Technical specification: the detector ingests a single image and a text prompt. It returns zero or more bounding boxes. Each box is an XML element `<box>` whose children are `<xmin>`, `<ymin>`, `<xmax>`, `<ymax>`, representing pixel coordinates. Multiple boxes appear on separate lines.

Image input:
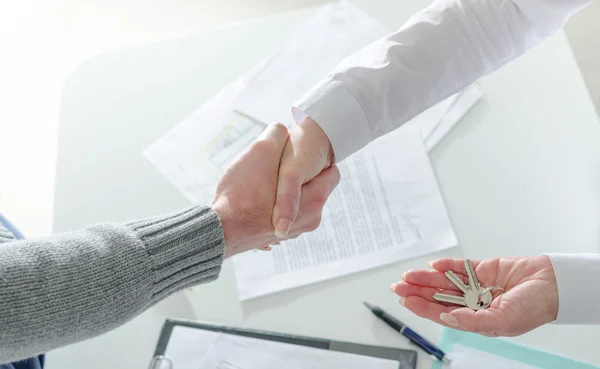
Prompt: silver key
<box><xmin>464</xmin><ymin>259</ymin><xmax>491</xmax><ymax>310</ymax></box>
<box><xmin>434</xmin><ymin>290</ymin><xmax>492</xmax><ymax>311</ymax></box>
<box><xmin>432</xmin><ymin>270</ymin><xmax>470</xmax><ymax>306</ymax></box>
<box><xmin>464</xmin><ymin>259</ymin><xmax>480</xmax><ymax>292</ymax></box>
<box><xmin>444</xmin><ymin>270</ymin><xmax>468</xmax><ymax>293</ymax></box>
<box><xmin>432</xmin><ymin>293</ymin><xmax>466</xmax><ymax>306</ymax></box>
<box><xmin>433</xmin><ymin>258</ymin><xmax>498</xmax><ymax>311</ymax></box>
<box><xmin>465</xmin><ymin>290</ymin><xmax>489</xmax><ymax>310</ymax></box>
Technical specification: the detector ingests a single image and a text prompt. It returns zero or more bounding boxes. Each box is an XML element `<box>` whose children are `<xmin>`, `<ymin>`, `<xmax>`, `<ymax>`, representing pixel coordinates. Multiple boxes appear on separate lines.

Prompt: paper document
<box><xmin>414</xmin><ymin>95</ymin><xmax>458</xmax><ymax>142</ymax></box>
<box><xmin>444</xmin><ymin>345</ymin><xmax>541</xmax><ymax>369</ymax></box>
<box><xmin>232</xmin><ymin>125</ymin><xmax>457</xmax><ymax>300</ymax></box>
<box><xmin>233</xmin><ymin>2</ymin><xmax>389</xmax><ymax>126</ymax></box>
<box><xmin>144</xmin><ymin>80</ymin><xmax>479</xmax><ymax>207</ymax></box>
<box><xmin>421</xmin><ymin>84</ymin><xmax>482</xmax><ymax>151</ymax></box>
<box><xmin>143</xmin><ymin>80</ymin><xmax>477</xmax><ymax>207</ymax></box>
<box><xmin>144</xmin><ymin>81</ymin><xmax>265</xmax><ymax>205</ymax></box>
<box><xmin>165</xmin><ymin>326</ymin><xmax>399</xmax><ymax>369</ymax></box>
<box><xmin>164</xmin><ymin>327</ymin><xmax>220</xmax><ymax>369</ymax></box>
<box><xmin>198</xmin><ymin>335</ymin><xmax>300</xmax><ymax>369</ymax></box>
<box><xmin>232</xmin><ymin>0</ymin><xmax>480</xmax><ymax>145</ymax></box>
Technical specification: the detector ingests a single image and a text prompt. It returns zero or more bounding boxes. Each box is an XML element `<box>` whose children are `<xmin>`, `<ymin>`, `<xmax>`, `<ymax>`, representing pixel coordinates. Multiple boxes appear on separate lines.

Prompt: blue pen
<box><xmin>363</xmin><ymin>301</ymin><xmax>451</xmax><ymax>364</ymax></box>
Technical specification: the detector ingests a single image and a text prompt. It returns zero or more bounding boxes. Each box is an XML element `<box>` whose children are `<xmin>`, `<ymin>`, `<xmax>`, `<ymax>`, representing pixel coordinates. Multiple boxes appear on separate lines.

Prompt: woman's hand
<box><xmin>271</xmin><ymin>117</ymin><xmax>334</xmax><ymax>238</ymax></box>
<box><xmin>391</xmin><ymin>256</ymin><xmax>559</xmax><ymax>336</ymax></box>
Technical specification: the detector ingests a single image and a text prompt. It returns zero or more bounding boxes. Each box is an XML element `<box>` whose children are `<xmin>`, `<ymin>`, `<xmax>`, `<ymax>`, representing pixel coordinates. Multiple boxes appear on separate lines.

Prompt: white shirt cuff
<box><xmin>292</xmin><ymin>77</ymin><xmax>371</xmax><ymax>162</ymax></box>
<box><xmin>545</xmin><ymin>253</ymin><xmax>600</xmax><ymax>324</ymax></box>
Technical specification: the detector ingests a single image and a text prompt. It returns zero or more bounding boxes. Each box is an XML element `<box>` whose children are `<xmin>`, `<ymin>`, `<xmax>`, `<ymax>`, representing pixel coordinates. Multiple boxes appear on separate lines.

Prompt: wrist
<box><xmin>300</xmin><ymin>117</ymin><xmax>334</xmax><ymax>164</ymax></box>
<box><xmin>212</xmin><ymin>198</ymin><xmax>275</xmax><ymax>258</ymax></box>
<box><xmin>538</xmin><ymin>255</ymin><xmax>559</xmax><ymax>323</ymax></box>
<box><xmin>212</xmin><ymin>199</ymin><xmax>240</xmax><ymax>258</ymax></box>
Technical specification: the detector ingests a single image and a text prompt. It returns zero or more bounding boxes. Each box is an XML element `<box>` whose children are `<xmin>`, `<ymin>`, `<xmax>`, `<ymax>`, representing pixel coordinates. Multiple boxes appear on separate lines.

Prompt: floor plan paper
<box><xmin>144</xmin><ymin>81</ymin><xmax>265</xmax><ymax>205</ymax></box>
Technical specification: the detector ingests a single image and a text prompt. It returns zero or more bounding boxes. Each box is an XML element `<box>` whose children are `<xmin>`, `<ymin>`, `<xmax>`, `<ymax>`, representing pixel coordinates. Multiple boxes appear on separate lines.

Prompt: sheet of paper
<box><xmin>144</xmin><ymin>81</ymin><xmax>266</xmax><ymax>205</ymax></box>
<box><xmin>165</xmin><ymin>326</ymin><xmax>399</xmax><ymax>369</ymax></box>
<box><xmin>164</xmin><ymin>326</ymin><xmax>222</xmax><ymax>369</ymax></box>
<box><xmin>231</xmin><ymin>0</ymin><xmax>479</xmax><ymax>142</ymax></box>
<box><xmin>144</xmin><ymin>80</ymin><xmax>478</xmax><ymax>207</ymax></box>
<box><xmin>408</xmin><ymin>95</ymin><xmax>457</xmax><ymax>143</ymax></box>
<box><xmin>197</xmin><ymin>334</ymin><xmax>301</xmax><ymax>369</ymax></box>
<box><xmin>143</xmin><ymin>52</ymin><xmax>277</xmax><ymax>204</ymax></box>
<box><xmin>232</xmin><ymin>124</ymin><xmax>457</xmax><ymax>300</ymax></box>
<box><xmin>444</xmin><ymin>344</ymin><xmax>541</xmax><ymax>369</ymax></box>
<box><xmin>422</xmin><ymin>84</ymin><xmax>483</xmax><ymax>151</ymax></box>
<box><xmin>233</xmin><ymin>2</ymin><xmax>389</xmax><ymax>126</ymax></box>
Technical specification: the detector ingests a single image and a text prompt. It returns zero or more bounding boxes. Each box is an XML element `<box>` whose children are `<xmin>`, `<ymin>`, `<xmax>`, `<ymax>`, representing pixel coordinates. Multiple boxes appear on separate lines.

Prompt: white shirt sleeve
<box><xmin>292</xmin><ymin>0</ymin><xmax>591</xmax><ymax>161</ymax></box>
<box><xmin>546</xmin><ymin>253</ymin><xmax>600</xmax><ymax>324</ymax></box>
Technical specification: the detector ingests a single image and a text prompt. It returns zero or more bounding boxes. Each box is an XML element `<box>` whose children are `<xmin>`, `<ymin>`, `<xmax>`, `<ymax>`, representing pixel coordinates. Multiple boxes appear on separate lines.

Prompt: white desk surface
<box><xmin>50</xmin><ymin>1</ymin><xmax>600</xmax><ymax>369</ymax></box>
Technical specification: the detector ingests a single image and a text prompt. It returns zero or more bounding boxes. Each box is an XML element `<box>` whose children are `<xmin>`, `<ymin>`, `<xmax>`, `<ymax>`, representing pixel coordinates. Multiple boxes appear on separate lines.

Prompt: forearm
<box><xmin>294</xmin><ymin>0</ymin><xmax>590</xmax><ymax>161</ymax></box>
<box><xmin>0</xmin><ymin>206</ymin><xmax>224</xmax><ymax>363</ymax></box>
<box><xmin>546</xmin><ymin>253</ymin><xmax>600</xmax><ymax>324</ymax></box>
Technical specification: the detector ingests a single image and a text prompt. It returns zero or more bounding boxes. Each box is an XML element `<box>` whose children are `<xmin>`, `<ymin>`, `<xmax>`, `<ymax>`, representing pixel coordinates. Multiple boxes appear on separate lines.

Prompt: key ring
<box><xmin>479</xmin><ymin>286</ymin><xmax>504</xmax><ymax>296</ymax></box>
<box><xmin>476</xmin><ymin>286</ymin><xmax>505</xmax><ymax>307</ymax></box>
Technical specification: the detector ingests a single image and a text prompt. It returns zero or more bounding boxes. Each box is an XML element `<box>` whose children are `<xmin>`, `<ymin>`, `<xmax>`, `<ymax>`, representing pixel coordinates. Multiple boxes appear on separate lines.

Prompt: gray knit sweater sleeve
<box><xmin>0</xmin><ymin>206</ymin><xmax>225</xmax><ymax>364</ymax></box>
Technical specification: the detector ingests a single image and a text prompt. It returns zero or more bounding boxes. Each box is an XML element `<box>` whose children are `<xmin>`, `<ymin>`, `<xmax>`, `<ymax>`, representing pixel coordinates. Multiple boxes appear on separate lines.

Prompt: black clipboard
<box><xmin>153</xmin><ymin>318</ymin><xmax>417</xmax><ymax>369</ymax></box>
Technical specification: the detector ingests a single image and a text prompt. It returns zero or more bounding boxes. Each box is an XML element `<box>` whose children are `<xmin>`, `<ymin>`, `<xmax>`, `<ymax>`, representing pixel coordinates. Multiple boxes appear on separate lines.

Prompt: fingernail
<box><xmin>273</xmin><ymin>242</ymin><xmax>281</xmax><ymax>246</ymax></box>
<box><xmin>390</xmin><ymin>283</ymin><xmax>397</xmax><ymax>292</ymax></box>
<box><xmin>401</xmin><ymin>272</ymin><xmax>407</xmax><ymax>281</ymax></box>
<box><xmin>427</xmin><ymin>261</ymin><xmax>434</xmax><ymax>269</ymax></box>
<box><xmin>275</xmin><ymin>219</ymin><xmax>292</xmax><ymax>238</ymax></box>
<box><xmin>399</xmin><ymin>297</ymin><xmax>406</xmax><ymax>306</ymax></box>
<box><xmin>440</xmin><ymin>313</ymin><xmax>459</xmax><ymax>327</ymax></box>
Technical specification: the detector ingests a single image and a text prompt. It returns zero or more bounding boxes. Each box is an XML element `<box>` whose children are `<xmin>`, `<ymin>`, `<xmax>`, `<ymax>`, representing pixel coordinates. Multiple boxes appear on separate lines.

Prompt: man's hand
<box><xmin>391</xmin><ymin>256</ymin><xmax>559</xmax><ymax>336</ymax></box>
<box><xmin>212</xmin><ymin>123</ymin><xmax>340</xmax><ymax>258</ymax></box>
<box><xmin>272</xmin><ymin>117</ymin><xmax>334</xmax><ymax>238</ymax></box>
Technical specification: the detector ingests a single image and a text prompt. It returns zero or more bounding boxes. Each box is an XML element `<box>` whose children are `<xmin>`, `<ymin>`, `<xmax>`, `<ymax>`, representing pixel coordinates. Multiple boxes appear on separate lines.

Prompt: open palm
<box><xmin>391</xmin><ymin>256</ymin><xmax>558</xmax><ymax>336</ymax></box>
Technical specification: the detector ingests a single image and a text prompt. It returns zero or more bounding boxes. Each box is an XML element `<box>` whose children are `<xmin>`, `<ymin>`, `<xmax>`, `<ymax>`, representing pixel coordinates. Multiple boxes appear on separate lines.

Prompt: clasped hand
<box><xmin>212</xmin><ymin>122</ymin><xmax>339</xmax><ymax>258</ymax></box>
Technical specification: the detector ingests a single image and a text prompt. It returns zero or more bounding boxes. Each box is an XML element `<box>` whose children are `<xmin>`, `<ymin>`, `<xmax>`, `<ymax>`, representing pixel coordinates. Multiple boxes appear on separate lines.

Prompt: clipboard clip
<box><xmin>148</xmin><ymin>355</ymin><xmax>173</xmax><ymax>369</ymax></box>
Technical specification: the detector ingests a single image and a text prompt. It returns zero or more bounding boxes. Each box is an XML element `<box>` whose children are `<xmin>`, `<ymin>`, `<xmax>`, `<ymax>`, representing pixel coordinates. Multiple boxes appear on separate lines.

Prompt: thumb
<box><xmin>440</xmin><ymin>308</ymin><xmax>502</xmax><ymax>335</ymax></box>
<box><xmin>272</xmin><ymin>118</ymin><xmax>333</xmax><ymax>238</ymax></box>
<box><xmin>273</xmin><ymin>166</ymin><xmax>303</xmax><ymax>238</ymax></box>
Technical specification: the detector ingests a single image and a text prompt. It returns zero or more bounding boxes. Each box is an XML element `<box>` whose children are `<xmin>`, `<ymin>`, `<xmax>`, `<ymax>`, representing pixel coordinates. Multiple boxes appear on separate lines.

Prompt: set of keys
<box><xmin>433</xmin><ymin>259</ymin><xmax>502</xmax><ymax>311</ymax></box>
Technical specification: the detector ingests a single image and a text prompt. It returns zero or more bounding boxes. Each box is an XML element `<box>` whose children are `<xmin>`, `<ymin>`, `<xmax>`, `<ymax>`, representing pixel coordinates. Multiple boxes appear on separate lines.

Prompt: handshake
<box><xmin>212</xmin><ymin>119</ymin><xmax>337</xmax><ymax>258</ymax></box>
